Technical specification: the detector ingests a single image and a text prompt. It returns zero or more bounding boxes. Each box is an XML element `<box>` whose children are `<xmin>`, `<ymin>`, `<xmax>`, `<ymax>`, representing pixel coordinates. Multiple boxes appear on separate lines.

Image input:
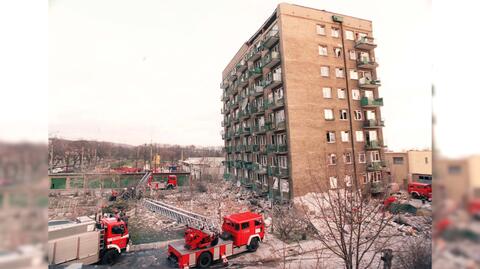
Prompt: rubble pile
<box><xmin>48</xmin><ymin>192</ymin><xmax>108</xmax><ymax>220</ymax></box>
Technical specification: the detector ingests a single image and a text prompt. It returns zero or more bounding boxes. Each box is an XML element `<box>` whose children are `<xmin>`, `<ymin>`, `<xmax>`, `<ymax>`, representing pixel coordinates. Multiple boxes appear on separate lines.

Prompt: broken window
<box><xmin>316</xmin><ymin>24</ymin><xmax>326</xmax><ymax>35</ymax></box>
<box><xmin>343</xmin><ymin>152</ymin><xmax>352</xmax><ymax>163</ymax></box>
<box><xmin>324</xmin><ymin>109</ymin><xmax>334</xmax><ymax>120</ymax></box>
<box><xmin>335</xmin><ymin>68</ymin><xmax>344</xmax><ymax>78</ymax></box>
<box><xmin>337</xmin><ymin>89</ymin><xmax>346</xmax><ymax>99</ymax></box>
<box><xmin>331</xmin><ymin>27</ymin><xmax>340</xmax><ymax>38</ymax></box>
<box><xmin>323</xmin><ymin>87</ymin><xmax>332</xmax><ymax>98</ymax></box>
<box><xmin>355</xmin><ymin>131</ymin><xmax>364</xmax><ymax>142</ymax></box>
<box><xmin>341</xmin><ymin>131</ymin><xmax>349</xmax><ymax>142</ymax></box>
<box><xmin>345</xmin><ymin>30</ymin><xmax>354</xmax><ymax>40</ymax></box>
<box><xmin>318</xmin><ymin>45</ymin><xmax>328</xmax><ymax>56</ymax></box>
<box><xmin>328</xmin><ymin>154</ymin><xmax>337</xmax><ymax>165</ymax></box>
<box><xmin>352</xmin><ymin>89</ymin><xmax>360</xmax><ymax>100</ymax></box>
<box><xmin>354</xmin><ymin>110</ymin><xmax>363</xmax><ymax>120</ymax></box>
<box><xmin>329</xmin><ymin>177</ymin><xmax>338</xmax><ymax>189</ymax></box>
<box><xmin>349</xmin><ymin>69</ymin><xmax>358</xmax><ymax>80</ymax></box>
<box><xmin>340</xmin><ymin>109</ymin><xmax>348</xmax><ymax>120</ymax></box>
<box><xmin>359</xmin><ymin>152</ymin><xmax>366</xmax><ymax>163</ymax></box>
<box><xmin>320</xmin><ymin>66</ymin><xmax>330</xmax><ymax>77</ymax></box>
<box><xmin>326</xmin><ymin>131</ymin><xmax>336</xmax><ymax>143</ymax></box>
<box><xmin>334</xmin><ymin>47</ymin><xmax>342</xmax><ymax>58</ymax></box>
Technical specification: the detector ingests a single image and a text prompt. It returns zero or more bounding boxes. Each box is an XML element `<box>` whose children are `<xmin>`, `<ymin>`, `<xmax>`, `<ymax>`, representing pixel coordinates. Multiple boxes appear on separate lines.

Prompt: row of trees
<box><xmin>48</xmin><ymin>138</ymin><xmax>222</xmax><ymax>172</ymax></box>
<box><xmin>0</xmin><ymin>142</ymin><xmax>47</xmax><ymax>184</ymax></box>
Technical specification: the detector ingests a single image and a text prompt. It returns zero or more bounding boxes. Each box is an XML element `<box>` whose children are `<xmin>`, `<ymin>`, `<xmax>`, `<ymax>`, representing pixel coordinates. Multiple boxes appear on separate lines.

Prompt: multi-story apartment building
<box><xmin>220</xmin><ymin>3</ymin><xmax>385</xmax><ymax>200</ymax></box>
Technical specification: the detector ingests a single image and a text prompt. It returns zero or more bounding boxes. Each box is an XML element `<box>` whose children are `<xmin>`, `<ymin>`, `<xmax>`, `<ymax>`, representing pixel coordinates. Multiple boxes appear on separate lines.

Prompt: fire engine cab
<box><xmin>167</xmin><ymin>212</ymin><xmax>265</xmax><ymax>268</ymax></box>
<box><xmin>148</xmin><ymin>174</ymin><xmax>178</xmax><ymax>190</ymax></box>
<box><xmin>408</xmin><ymin>182</ymin><xmax>432</xmax><ymax>200</ymax></box>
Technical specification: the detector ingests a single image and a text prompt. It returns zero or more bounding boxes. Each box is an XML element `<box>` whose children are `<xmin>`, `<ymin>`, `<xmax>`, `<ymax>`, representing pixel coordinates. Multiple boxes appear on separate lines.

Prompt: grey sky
<box><xmin>48</xmin><ymin>0</ymin><xmax>432</xmax><ymax>150</ymax></box>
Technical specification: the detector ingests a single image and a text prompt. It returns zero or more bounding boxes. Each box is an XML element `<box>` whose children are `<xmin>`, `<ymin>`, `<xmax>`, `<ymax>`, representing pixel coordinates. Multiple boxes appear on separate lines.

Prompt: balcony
<box><xmin>274</xmin><ymin>166</ymin><xmax>289</xmax><ymax>178</ymax></box>
<box><xmin>227</xmin><ymin>70</ymin><xmax>237</xmax><ymax>82</ymax></box>
<box><xmin>221</xmin><ymin>118</ymin><xmax>231</xmax><ymax>127</ymax></box>
<box><xmin>247</xmin><ymin>67</ymin><xmax>262</xmax><ymax>80</ymax></box>
<box><xmin>238</xmin><ymin>73</ymin><xmax>249</xmax><ymax>88</ymax></box>
<box><xmin>220</xmin><ymin>81</ymin><xmax>228</xmax><ymax>89</ymax></box>
<box><xmin>266</xmin><ymin>144</ymin><xmax>288</xmax><ymax>154</ymax></box>
<box><xmin>238</xmin><ymin>110</ymin><xmax>249</xmax><ymax>119</ymax></box>
<box><xmin>366</xmin><ymin>161</ymin><xmax>386</xmax><ymax>171</ymax></box>
<box><xmin>225</xmin><ymin>146</ymin><xmax>234</xmax><ymax>153</ymax></box>
<box><xmin>250</xmin><ymin>103</ymin><xmax>265</xmax><ymax>115</ymax></box>
<box><xmin>355</xmin><ymin>36</ymin><xmax>377</xmax><ymax>50</ymax></box>
<box><xmin>262</xmin><ymin>51</ymin><xmax>281</xmax><ymax>70</ymax></box>
<box><xmin>358</xmin><ymin>78</ymin><xmax>381</xmax><ymax>88</ymax></box>
<box><xmin>223</xmin><ymin>173</ymin><xmax>232</xmax><ymax>180</ymax></box>
<box><xmin>234</xmin><ymin>160</ymin><xmax>244</xmax><ymax>169</ymax></box>
<box><xmin>273</xmin><ymin>120</ymin><xmax>286</xmax><ymax>131</ymax></box>
<box><xmin>263</xmin><ymin>73</ymin><xmax>282</xmax><ymax>91</ymax></box>
<box><xmin>363</xmin><ymin>119</ymin><xmax>385</xmax><ymax>128</ymax></box>
<box><xmin>236</xmin><ymin>60</ymin><xmax>248</xmax><ymax>74</ymax></box>
<box><xmin>247</xmin><ymin>43</ymin><xmax>263</xmax><ymax>62</ymax></box>
<box><xmin>249</xmin><ymin>85</ymin><xmax>264</xmax><ymax>97</ymax></box>
<box><xmin>253</xmin><ymin>124</ymin><xmax>266</xmax><ymax>134</ymax></box>
<box><xmin>360</xmin><ymin>97</ymin><xmax>384</xmax><ymax>107</ymax></box>
<box><xmin>252</xmin><ymin>144</ymin><xmax>260</xmax><ymax>152</ymax></box>
<box><xmin>365</xmin><ymin>140</ymin><xmax>384</xmax><ymax>150</ymax></box>
<box><xmin>244</xmin><ymin>161</ymin><xmax>254</xmax><ymax>170</ymax></box>
<box><xmin>356</xmin><ymin>58</ymin><xmax>378</xmax><ymax>69</ymax></box>
<box><xmin>263</xmin><ymin>30</ymin><xmax>279</xmax><ymax>49</ymax></box>
<box><xmin>266</xmin><ymin>97</ymin><xmax>284</xmax><ymax>110</ymax></box>
<box><xmin>369</xmin><ymin>181</ymin><xmax>385</xmax><ymax>194</ymax></box>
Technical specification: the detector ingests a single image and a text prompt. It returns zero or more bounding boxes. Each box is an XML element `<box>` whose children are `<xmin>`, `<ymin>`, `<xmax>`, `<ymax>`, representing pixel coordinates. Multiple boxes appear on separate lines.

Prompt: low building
<box><xmin>385</xmin><ymin>150</ymin><xmax>431</xmax><ymax>189</ymax></box>
<box><xmin>181</xmin><ymin>157</ymin><xmax>224</xmax><ymax>180</ymax></box>
<box><xmin>434</xmin><ymin>157</ymin><xmax>470</xmax><ymax>205</ymax></box>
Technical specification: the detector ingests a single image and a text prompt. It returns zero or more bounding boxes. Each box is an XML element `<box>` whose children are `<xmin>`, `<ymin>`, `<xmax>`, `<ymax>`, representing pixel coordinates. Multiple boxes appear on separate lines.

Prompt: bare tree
<box><xmin>296</xmin><ymin>157</ymin><xmax>395</xmax><ymax>269</ymax></box>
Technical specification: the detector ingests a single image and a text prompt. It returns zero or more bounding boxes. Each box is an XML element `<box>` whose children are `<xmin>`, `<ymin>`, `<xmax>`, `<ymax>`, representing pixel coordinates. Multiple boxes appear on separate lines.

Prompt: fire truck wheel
<box><xmin>101</xmin><ymin>249</ymin><xmax>119</xmax><ymax>265</ymax></box>
<box><xmin>197</xmin><ymin>251</ymin><xmax>212</xmax><ymax>268</ymax></box>
<box><xmin>247</xmin><ymin>238</ymin><xmax>259</xmax><ymax>252</ymax></box>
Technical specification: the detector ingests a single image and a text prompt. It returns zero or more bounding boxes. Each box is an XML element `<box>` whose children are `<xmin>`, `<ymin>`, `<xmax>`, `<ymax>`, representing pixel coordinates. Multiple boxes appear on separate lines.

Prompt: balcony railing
<box><xmin>363</xmin><ymin>119</ymin><xmax>385</xmax><ymax>128</ymax></box>
<box><xmin>360</xmin><ymin>97</ymin><xmax>384</xmax><ymax>107</ymax></box>
<box><xmin>355</xmin><ymin>36</ymin><xmax>377</xmax><ymax>50</ymax></box>
<box><xmin>357</xmin><ymin>58</ymin><xmax>378</xmax><ymax>69</ymax></box>
<box><xmin>252</xmin><ymin>144</ymin><xmax>260</xmax><ymax>152</ymax></box>
<box><xmin>238</xmin><ymin>73</ymin><xmax>249</xmax><ymax>88</ymax></box>
<box><xmin>247</xmin><ymin>43</ymin><xmax>263</xmax><ymax>62</ymax></box>
<box><xmin>365</xmin><ymin>140</ymin><xmax>384</xmax><ymax>150</ymax></box>
<box><xmin>359</xmin><ymin>78</ymin><xmax>381</xmax><ymax>88</ymax></box>
<box><xmin>369</xmin><ymin>181</ymin><xmax>385</xmax><ymax>193</ymax></box>
<box><xmin>223</xmin><ymin>173</ymin><xmax>232</xmax><ymax>180</ymax></box>
<box><xmin>263</xmin><ymin>73</ymin><xmax>282</xmax><ymax>91</ymax></box>
<box><xmin>249</xmin><ymin>85</ymin><xmax>264</xmax><ymax>97</ymax></box>
<box><xmin>236</xmin><ymin>60</ymin><xmax>248</xmax><ymax>73</ymax></box>
<box><xmin>253</xmin><ymin>124</ymin><xmax>266</xmax><ymax>134</ymax></box>
<box><xmin>273</xmin><ymin>120</ymin><xmax>286</xmax><ymax>130</ymax></box>
<box><xmin>234</xmin><ymin>160</ymin><xmax>244</xmax><ymax>168</ymax></box>
<box><xmin>263</xmin><ymin>30</ymin><xmax>279</xmax><ymax>49</ymax></box>
<box><xmin>247</xmin><ymin>67</ymin><xmax>262</xmax><ymax>80</ymax></box>
<box><xmin>274</xmin><ymin>166</ymin><xmax>289</xmax><ymax>178</ymax></box>
<box><xmin>238</xmin><ymin>110</ymin><xmax>249</xmax><ymax>119</ymax></box>
<box><xmin>266</xmin><ymin>144</ymin><xmax>288</xmax><ymax>154</ymax></box>
<box><xmin>250</xmin><ymin>103</ymin><xmax>265</xmax><ymax>114</ymax></box>
<box><xmin>366</xmin><ymin>161</ymin><xmax>386</xmax><ymax>171</ymax></box>
<box><xmin>265</xmin><ymin>97</ymin><xmax>284</xmax><ymax>110</ymax></box>
<box><xmin>262</xmin><ymin>51</ymin><xmax>281</xmax><ymax>69</ymax></box>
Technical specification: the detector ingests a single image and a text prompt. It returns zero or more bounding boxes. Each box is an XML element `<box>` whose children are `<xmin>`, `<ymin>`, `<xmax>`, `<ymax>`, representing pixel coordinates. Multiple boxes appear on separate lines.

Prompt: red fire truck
<box><xmin>408</xmin><ymin>182</ymin><xmax>432</xmax><ymax>200</ymax></box>
<box><xmin>148</xmin><ymin>174</ymin><xmax>178</xmax><ymax>190</ymax></box>
<box><xmin>48</xmin><ymin>216</ymin><xmax>129</xmax><ymax>266</ymax></box>
<box><xmin>167</xmin><ymin>212</ymin><xmax>265</xmax><ymax>268</ymax></box>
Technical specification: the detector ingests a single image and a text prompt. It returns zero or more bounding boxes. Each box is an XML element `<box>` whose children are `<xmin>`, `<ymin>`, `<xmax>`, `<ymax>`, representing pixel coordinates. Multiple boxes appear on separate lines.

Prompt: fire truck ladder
<box><xmin>143</xmin><ymin>198</ymin><xmax>218</xmax><ymax>232</ymax></box>
<box><xmin>138</xmin><ymin>171</ymin><xmax>152</xmax><ymax>187</ymax></box>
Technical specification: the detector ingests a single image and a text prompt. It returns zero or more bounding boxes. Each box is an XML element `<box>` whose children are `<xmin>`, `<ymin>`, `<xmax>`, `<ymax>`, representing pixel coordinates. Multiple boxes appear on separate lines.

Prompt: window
<box><xmin>340</xmin><ymin>109</ymin><xmax>348</xmax><ymax>120</ymax></box>
<box><xmin>344</xmin><ymin>152</ymin><xmax>352</xmax><ymax>163</ymax></box>
<box><xmin>334</xmin><ymin>47</ymin><xmax>342</xmax><ymax>58</ymax></box>
<box><xmin>345</xmin><ymin>175</ymin><xmax>352</xmax><ymax>187</ymax></box>
<box><xmin>254</xmin><ymin>219</ymin><xmax>263</xmax><ymax>226</ymax></box>
<box><xmin>393</xmin><ymin>157</ymin><xmax>404</xmax><ymax>165</ymax></box>
<box><xmin>324</xmin><ymin>109</ymin><xmax>334</xmax><ymax>120</ymax></box>
<box><xmin>331</xmin><ymin>27</ymin><xmax>340</xmax><ymax>38</ymax></box>
<box><xmin>335</xmin><ymin>68</ymin><xmax>344</xmax><ymax>78</ymax></box>
<box><xmin>366</xmin><ymin>110</ymin><xmax>376</xmax><ymax>120</ymax></box>
<box><xmin>318</xmin><ymin>45</ymin><xmax>328</xmax><ymax>56</ymax></box>
<box><xmin>323</xmin><ymin>87</ymin><xmax>332</xmax><ymax>98</ymax></box>
<box><xmin>352</xmin><ymin>89</ymin><xmax>360</xmax><ymax>100</ymax></box>
<box><xmin>327</xmin><ymin>154</ymin><xmax>337</xmax><ymax>165</ymax></box>
<box><xmin>425</xmin><ymin>157</ymin><xmax>429</xmax><ymax>164</ymax></box>
<box><xmin>349</xmin><ymin>69</ymin><xmax>358</xmax><ymax>80</ymax></box>
<box><xmin>320</xmin><ymin>66</ymin><xmax>330</xmax><ymax>77</ymax></box>
<box><xmin>341</xmin><ymin>131</ymin><xmax>349</xmax><ymax>142</ymax></box>
<box><xmin>349</xmin><ymin>50</ymin><xmax>356</xmax><ymax>60</ymax></box>
<box><xmin>329</xmin><ymin>177</ymin><xmax>338</xmax><ymax>188</ymax></box>
<box><xmin>241</xmin><ymin>222</ymin><xmax>250</xmax><ymax>230</ymax></box>
<box><xmin>361</xmin><ymin>174</ymin><xmax>368</xmax><ymax>184</ymax></box>
<box><xmin>448</xmin><ymin>165</ymin><xmax>462</xmax><ymax>174</ymax></box>
<box><xmin>326</xmin><ymin>131</ymin><xmax>336</xmax><ymax>143</ymax></box>
<box><xmin>370</xmin><ymin>151</ymin><xmax>381</xmax><ymax>162</ymax></box>
<box><xmin>234</xmin><ymin>223</ymin><xmax>240</xmax><ymax>230</ymax></box>
<box><xmin>355</xmin><ymin>131</ymin><xmax>364</xmax><ymax>142</ymax></box>
<box><xmin>368</xmin><ymin>130</ymin><xmax>378</xmax><ymax>141</ymax></box>
<box><xmin>112</xmin><ymin>225</ymin><xmax>125</xmax><ymax>235</ymax></box>
<box><xmin>359</xmin><ymin>152</ymin><xmax>366</xmax><ymax>163</ymax></box>
<box><xmin>316</xmin><ymin>24</ymin><xmax>326</xmax><ymax>35</ymax></box>
<box><xmin>345</xmin><ymin>30</ymin><xmax>354</xmax><ymax>40</ymax></box>
<box><xmin>337</xmin><ymin>89</ymin><xmax>346</xmax><ymax>99</ymax></box>
<box><xmin>278</xmin><ymin>156</ymin><xmax>288</xmax><ymax>168</ymax></box>
<box><xmin>354</xmin><ymin>110</ymin><xmax>362</xmax><ymax>120</ymax></box>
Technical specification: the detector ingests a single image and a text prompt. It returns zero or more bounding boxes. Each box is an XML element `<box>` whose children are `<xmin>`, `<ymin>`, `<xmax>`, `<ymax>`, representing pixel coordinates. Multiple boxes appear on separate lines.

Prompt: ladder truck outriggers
<box><xmin>143</xmin><ymin>198</ymin><xmax>265</xmax><ymax>268</ymax></box>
